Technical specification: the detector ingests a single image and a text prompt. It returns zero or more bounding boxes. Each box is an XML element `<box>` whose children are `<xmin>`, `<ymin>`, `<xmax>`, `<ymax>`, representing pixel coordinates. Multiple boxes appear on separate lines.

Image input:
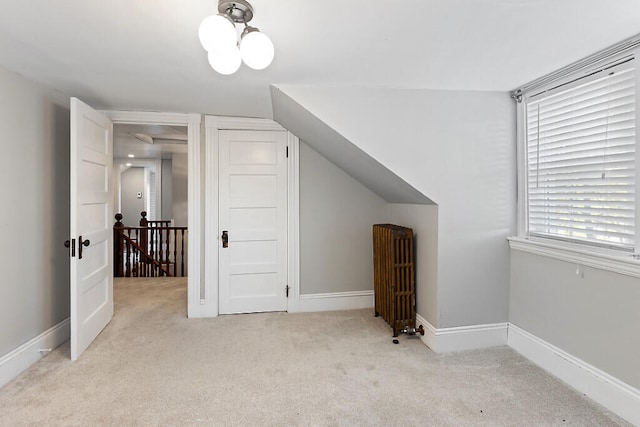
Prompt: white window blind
<box><xmin>526</xmin><ymin>64</ymin><xmax>637</xmax><ymax>251</ymax></box>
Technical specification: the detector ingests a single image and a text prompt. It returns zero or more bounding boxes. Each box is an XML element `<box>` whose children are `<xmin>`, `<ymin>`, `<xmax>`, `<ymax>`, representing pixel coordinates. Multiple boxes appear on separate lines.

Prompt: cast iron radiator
<box><xmin>372</xmin><ymin>224</ymin><xmax>424</xmax><ymax>337</ymax></box>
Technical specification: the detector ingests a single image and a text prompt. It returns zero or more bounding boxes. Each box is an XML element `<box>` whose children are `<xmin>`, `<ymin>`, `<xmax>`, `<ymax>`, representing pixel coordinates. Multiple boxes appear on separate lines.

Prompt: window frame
<box><xmin>512</xmin><ymin>47</ymin><xmax>640</xmax><ymax>276</ymax></box>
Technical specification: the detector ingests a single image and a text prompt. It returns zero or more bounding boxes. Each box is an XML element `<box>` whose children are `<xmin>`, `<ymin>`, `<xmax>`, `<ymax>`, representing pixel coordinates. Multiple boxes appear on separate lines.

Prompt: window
<box><xmin>522</xmin><ymin>58</ymin><xmax>638</xmax><ymax>253</ymax></box>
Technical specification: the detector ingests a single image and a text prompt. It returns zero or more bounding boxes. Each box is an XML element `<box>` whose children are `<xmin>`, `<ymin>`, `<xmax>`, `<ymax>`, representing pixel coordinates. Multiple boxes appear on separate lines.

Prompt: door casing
<box><xmin>101</xmin><ymin>111</ymin><xmax>202</xmax><ymax>317</ymax></box>
<box><xmin>99</xmin><ymin>113</ymin><xmax>300</xmax><ymax>318</ymax></box>
<box><xmin>205</xmin><ymin>116</ymin><xmax>300</xmax><ymax>317</ymax></box>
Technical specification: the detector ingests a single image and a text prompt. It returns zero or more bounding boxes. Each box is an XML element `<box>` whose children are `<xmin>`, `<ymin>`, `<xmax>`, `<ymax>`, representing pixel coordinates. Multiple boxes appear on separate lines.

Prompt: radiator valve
<box><xmin>400</xmin><ymin>325</ymin><xmax>425</xmax><ymax>336</ymax></box>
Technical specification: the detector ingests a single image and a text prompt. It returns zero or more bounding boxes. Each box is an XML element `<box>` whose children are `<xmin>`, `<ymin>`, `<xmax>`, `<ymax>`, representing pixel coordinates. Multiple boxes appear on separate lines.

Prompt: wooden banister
<box><xmin>114</xmin><ymin>213</ymin><xmax>124</xmax><ymax>277</ymax></box>
<box><xmin>140</xmin><ymin>211</ymin><xmax>171</xmax><ymax>227</ymax></box>
<box><xmin>118</xmin><ymin>232</ymin><xmax>172</xmax><ymax>277</ymax></box>
<box><xmin>114</xmin><ymin>213</ymin><xmax>188</xmax><ymax>277</ymax></box>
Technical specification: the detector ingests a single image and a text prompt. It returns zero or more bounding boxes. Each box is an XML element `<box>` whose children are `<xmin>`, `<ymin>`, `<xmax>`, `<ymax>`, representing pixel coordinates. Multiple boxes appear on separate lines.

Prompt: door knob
<box><xmin>78</xmin><ymin>236</ymin><xmax>90</xmax><ymax>259</ymax></box>
<box><xmin>221</xmin><ymin>230</ymin><xmax>229</xmax><ymax>248</ymax></box>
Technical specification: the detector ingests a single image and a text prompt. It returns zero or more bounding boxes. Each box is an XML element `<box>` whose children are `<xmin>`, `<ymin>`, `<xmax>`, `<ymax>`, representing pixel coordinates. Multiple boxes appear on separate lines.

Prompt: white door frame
<box><xmin>100</xmin><ymin>111</ymin><xmax>203</xmax><ymax>317</ymax></box>
<box><xmin>204</xmin><ymin>116</ymin><xmax>300</xmax><ymax>316</ymax></box>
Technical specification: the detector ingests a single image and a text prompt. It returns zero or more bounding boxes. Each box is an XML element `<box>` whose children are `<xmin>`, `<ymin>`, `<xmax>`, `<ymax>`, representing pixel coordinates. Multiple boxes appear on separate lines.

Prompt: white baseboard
<box><xmin>188</xmin><ymin>301</ymin><xmax>219</xmax><ymax>318</ymax></box>
<box><xmin>508</xmin><ymin>323</ymin><xmax>640</xmax><ymax>426</ymax></box>
<box><xmin>411</xmin><ymin>317</ymin><xmax>640</xmax><ymax>424</ymax></box>
<box><xmin>0</xmin><ymin>318</ymin><xmax>70</xmax><ymax>389</ymax></box>
<box><xmin>415</xmin><ymin>314</ymin><xmax>508</xmax><ymax>353</ymax></box>
<box><xmin>297</xmin><ymin>290</ymin><xmax>374</xmax><ymax>312</ymax></box>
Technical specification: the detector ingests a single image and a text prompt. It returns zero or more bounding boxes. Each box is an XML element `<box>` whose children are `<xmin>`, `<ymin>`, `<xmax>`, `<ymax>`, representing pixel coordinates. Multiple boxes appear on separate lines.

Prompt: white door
<box><xmin>70</xmin><ymin>98</ymin><xmax>113</xmax><ymax>360</ymax></box>
<box><xmin>219</xmin><ymin>130</ymin><xmax>288</xmax><ymax>314</ymax></box>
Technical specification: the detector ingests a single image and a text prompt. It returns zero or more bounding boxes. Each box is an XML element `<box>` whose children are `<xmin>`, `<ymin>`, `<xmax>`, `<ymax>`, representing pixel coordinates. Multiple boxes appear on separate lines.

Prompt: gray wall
<box><xmin>510</xmin><ymin>250</ymin><xmax>640</xmax><ymax>390</ymax></box>
<box><xmin>390</xmin><ymin>204</ymin><xmax>439</xmax><ymax>326</ymax></box>
<box><xmin>172</xmin><ymin>153</ymin><xmax>188</xmax><ymax>227</ymax></box>
<box><xmin>172</xmin><ymin>153</ymin><xmax>188</xmax><ymax>275</ymax></box>
<box><xmin>274</xmin><ymin>86</ymin><xmax>516</xmax><ymax>328</ymax></box>
<box><xmin>0</xmin><ymin>65</ymin><xmax>70</xmax><ymax>357</ymax></box>
<box><xmin>299</xmin><ymin>142</ymin><xmax>440</xmax><ymax>322</ymax></box>
<box><xmin>120</xmin><ymin>167</ymin><xmax>145</xmax><ymax>226</ymax></box>
<box><xmin>300</xmin><ymin>142</ymin><xmax>389</xmax><ymax>294</ymax></box>
<box><xmin>161</xmin><ymin>159</ymin><xmax>173</xmax><ymax>220</ymax></box>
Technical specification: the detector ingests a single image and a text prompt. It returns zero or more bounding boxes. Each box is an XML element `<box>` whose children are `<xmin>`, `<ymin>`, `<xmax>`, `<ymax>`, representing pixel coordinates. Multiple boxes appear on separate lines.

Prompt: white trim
<box><xmin>186</xmin><ymin>113</ymin><xmax>208</xmax><ymax>318</ymax></box>
<box><xmin>412</xmin><ymin>317</ymin><xmax>640</xmax><ymax>424</ymax></box>
<box><xmin>415</xmin><ymin>314</ymin><xmax>508</xmax><ymax>353</ymax></box>
<box><xmin>508</xmin><ymin>236</ymin><xmax>640</xmax><ymax>278</ymax></box>
<box><xmin>100</xmin><ymin>110</ymin><xmax>190</xmax><ymax>126</ymax></box>
<box><xmin>216</xmin><ymin>116</ymin><xmax>285</xmax><ymax>131</ymax></box>
<box><xmin>298</xmin><ymin>291</ymin><xmax>374</xmax><ymax>312</ymax></box>
<box><xmin>635</xmin><ymin>60</ymin><xmax>640</xmax><ymax>259</ymax></box>
<box><xmin>508</xmin><ymin>323</ymin><xmax>640</xmax><ymax>426</ymax></box>
<box><xmin>416</xmin><ymin>314</ymin><xmax>438</xmax><ymax>351</ymax></box>
<box><xmin>202</xmin><ymin>115</ymin><xmax>220</xmax><ymax>318</ymax></box>
<box><xmin>100</xmin><ymin>110</ymin><xmax>204</xmax><ymax>319</ymax></box>
<box><xmin>0</xmin><ymin>318</ymin><xmax>70</xmax><ymax>389</ymax></box>
<box><xmin>513</xmin><ymin>37</ymin><xmax>640</xmax><ymax>97</ymax></box>
<box><xmin>287</xmin><ymin>133</ymin><xmax>301</xmax><ymax>313</ymax></box>
<box><xmin>515</xmin><ymin>102</ymin><xmax>527</xmax><ymax>237</ymax></box>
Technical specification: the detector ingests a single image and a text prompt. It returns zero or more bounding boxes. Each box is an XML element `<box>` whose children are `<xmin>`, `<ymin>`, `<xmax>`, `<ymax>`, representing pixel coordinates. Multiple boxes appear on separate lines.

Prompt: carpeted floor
<box><xmin>0</xmin><ymin>277</ymin><xmax>629</xmax><ymax>426</ymax></box>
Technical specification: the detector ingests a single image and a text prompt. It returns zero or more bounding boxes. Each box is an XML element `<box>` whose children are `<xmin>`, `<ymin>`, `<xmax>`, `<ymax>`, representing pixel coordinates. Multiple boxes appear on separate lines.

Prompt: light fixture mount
<box><xmin>218</xmin><ymin>1</ymin><xmax>254</xmax><ymax>23</ymax></box>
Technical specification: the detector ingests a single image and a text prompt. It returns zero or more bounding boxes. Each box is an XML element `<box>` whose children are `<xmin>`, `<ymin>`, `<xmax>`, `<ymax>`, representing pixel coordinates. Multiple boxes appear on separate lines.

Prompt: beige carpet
<box><xmin>0</xmin><ymin>277</ymin><xmax>629</xmax><ymax>426</ymax></box>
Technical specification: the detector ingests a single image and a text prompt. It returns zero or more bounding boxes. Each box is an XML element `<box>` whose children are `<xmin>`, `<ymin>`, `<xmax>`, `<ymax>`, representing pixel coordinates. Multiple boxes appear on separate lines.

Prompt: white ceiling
<box><xmin>1</xmin><ymin>1</ymin><xmax>639</xmax><ymax>119</ymax></box>
<box><xmin>113</xmin><ymin>123</ymin><xmax>187</xmax><ymax>160</ymax></box>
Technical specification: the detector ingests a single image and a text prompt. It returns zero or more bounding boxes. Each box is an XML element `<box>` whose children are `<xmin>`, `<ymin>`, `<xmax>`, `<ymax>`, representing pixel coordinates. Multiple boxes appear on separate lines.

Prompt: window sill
<box><xmin>507</xmin><ymin>236</ymin><xmax>640</xmax><ymax>278</ymax></box>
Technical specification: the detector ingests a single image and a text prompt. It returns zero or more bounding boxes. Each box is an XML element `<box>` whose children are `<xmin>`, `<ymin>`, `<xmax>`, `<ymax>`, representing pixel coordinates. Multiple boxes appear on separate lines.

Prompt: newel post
<box><xmin>114</xmin><ymin>213</ymin><xmax>124</xmax><ymax>277</ymax></box>
<box><xmin>140</xmin><ymin>211</ymin><xmax>149</xmax><ymax>253</ymax></box>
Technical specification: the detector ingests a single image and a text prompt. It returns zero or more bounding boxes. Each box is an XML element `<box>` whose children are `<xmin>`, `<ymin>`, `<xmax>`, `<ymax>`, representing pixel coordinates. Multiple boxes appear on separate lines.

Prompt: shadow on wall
<box><xmin>51</xmin><ymin>103</ymin><xmax>71</xmax><ymax>317</ymax></box>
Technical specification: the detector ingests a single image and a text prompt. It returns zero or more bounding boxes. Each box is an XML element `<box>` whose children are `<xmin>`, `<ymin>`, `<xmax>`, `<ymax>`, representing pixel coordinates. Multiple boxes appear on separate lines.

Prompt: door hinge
<box><xmin>285</xmin><ymin>285</ymin><xmax>290</xmax><ymax>298</ymax></box>
<box><xmin>286</xmin><ymin>146</ymin><xmax>289</xmax><ymax>158</ymax></box>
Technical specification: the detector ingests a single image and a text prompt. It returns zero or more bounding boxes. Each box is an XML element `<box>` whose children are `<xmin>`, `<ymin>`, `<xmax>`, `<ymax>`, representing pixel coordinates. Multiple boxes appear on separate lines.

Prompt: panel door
<box><xmin>70</xmin><ymin>98</ymin><xmax>113</xmax><ymax>360</ymax></box>
<box><xmin>218</xmin><ymin>130</ymin><xmax>288</xmax><ymax>314</ymax></box>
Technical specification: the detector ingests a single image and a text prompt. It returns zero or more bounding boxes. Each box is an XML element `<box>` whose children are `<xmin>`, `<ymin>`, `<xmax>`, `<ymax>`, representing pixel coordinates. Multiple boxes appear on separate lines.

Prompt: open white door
<box><xmin>70</xmin><ymin>98</ymin><xmax>114</xmax><ymax>360</ymax></box>
<box><xmin>219</xmin><ymin>130</ymin><xmax>288</xmax><ymax>314</ymax></box>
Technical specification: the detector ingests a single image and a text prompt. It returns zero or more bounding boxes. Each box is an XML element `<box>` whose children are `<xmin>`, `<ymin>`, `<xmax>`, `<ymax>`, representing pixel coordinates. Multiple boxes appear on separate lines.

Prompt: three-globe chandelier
<box><xmin>199</xmin><ymin>0</ymin><xmax>274</xmax><ymax>75</ymax></box>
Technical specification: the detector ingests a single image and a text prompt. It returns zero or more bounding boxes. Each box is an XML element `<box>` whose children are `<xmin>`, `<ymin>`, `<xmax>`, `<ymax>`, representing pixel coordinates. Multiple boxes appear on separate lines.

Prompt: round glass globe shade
<box><xmin>199</xmin><ymin>14</ymin><xmax>237</xmax><ymax>52</ymax></box>
<box><xmin>240</xmin><ymin>31</ymin><xmax>274</xmax><ymax>70</ymax></box>
<box><xmin>207</xmin><ymin>46</ymin><xmax>241</xmax><ymax>75</ymax></box>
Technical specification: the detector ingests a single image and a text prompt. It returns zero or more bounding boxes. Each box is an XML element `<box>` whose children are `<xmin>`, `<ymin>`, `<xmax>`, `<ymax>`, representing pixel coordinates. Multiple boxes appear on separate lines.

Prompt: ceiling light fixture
<box><xmin>199</xmin><ymin>0</ymin><xmax>274</xmax><ymax>75</ymax></box>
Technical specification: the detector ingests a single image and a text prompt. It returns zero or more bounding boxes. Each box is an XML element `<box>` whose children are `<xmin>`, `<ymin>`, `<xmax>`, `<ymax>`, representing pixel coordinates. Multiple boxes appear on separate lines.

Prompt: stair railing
<box><xmin>114</xmin><ymin>212</ymin><xmax>188</xmax><ymax>277</ymax></box>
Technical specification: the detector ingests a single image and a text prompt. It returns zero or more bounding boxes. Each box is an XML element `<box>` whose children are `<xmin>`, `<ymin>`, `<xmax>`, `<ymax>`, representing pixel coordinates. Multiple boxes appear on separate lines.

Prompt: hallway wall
<box><xmin>0</xmin><ymin>65</ymin><xmax>70</xmax><ymax>359</ymax></box>
<box><xmin>172</xmin><ymin>153</ymin><xmax>188</xmax><ymax>227</ymax></box>
<box><xmin>120</xmin><ymin>167</ymin><xmax>145</xmax><ymax>226</ymax></box>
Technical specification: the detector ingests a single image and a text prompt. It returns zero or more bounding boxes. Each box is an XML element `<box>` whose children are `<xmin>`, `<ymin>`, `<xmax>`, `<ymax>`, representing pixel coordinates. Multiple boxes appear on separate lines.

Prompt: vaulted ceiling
<box><xmin>1</xmin><ymin>1</ymin><xmax>639</xmax><ymax>118</ymax></box>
